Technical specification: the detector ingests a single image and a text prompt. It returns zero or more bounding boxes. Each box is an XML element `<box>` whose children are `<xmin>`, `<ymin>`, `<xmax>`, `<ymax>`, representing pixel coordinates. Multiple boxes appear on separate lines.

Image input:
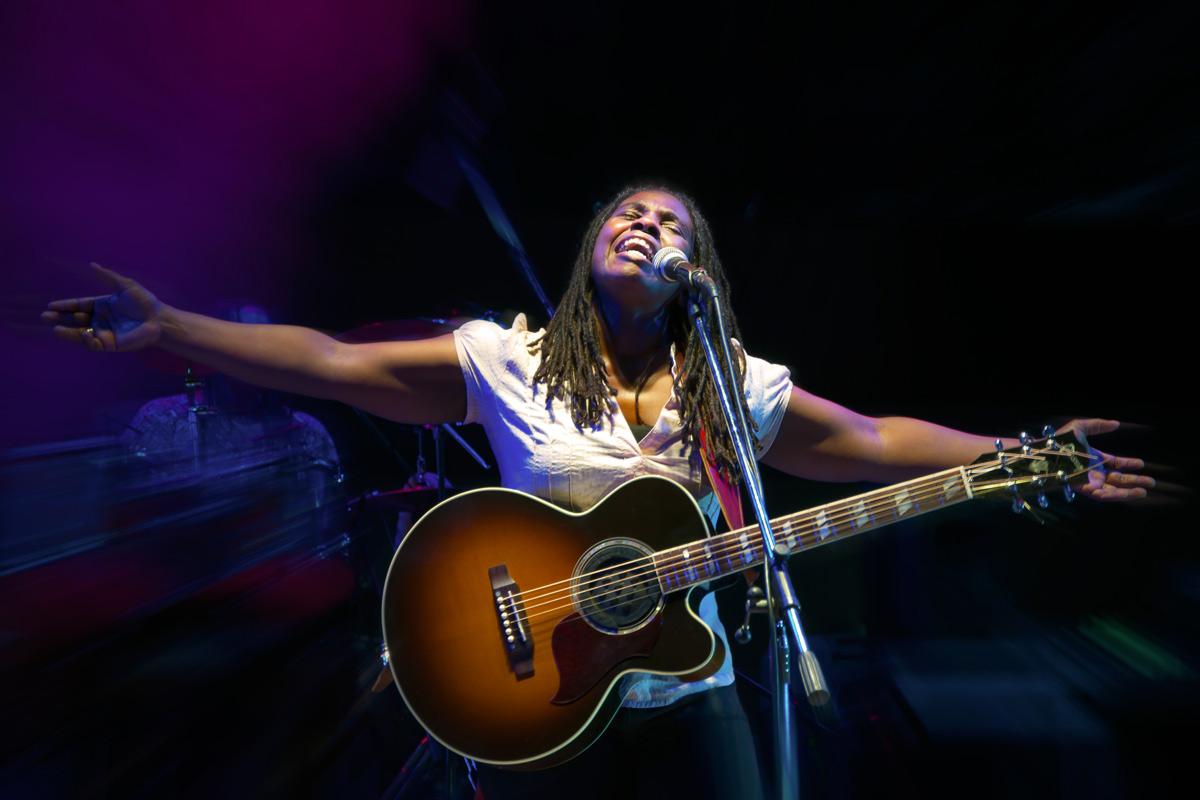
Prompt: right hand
<box><xmin>41</xmin><ymin>263</ymin><xmax>165</xmax><ymax>352</ymax></box>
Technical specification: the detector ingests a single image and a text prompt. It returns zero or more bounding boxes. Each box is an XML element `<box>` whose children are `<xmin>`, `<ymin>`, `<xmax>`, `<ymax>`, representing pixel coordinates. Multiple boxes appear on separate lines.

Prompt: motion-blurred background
<box><xmin>2</xmin><ymin>2</ymin><xmax>1196</xmax><ymax>797</ymax></box>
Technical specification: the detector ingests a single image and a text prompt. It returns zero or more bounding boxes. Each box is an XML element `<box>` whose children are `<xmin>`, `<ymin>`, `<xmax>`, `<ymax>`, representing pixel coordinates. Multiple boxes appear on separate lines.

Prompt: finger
<box><xmin>53</xmin><ymin>324</ymin><xmax>104</xmax><ymax>351</ymax></box>
<box><xmin>40</xmin><ymin>310</ymin><xmax>92</xmax><ymax>327</ymax></box>
<box><xmin>1103</xmin><ymin>454</ymin><xmax>1146</xmax><ymax>472</ymax></box>
<box><xmin>92</xmin><ymin>327</ymin><xmax>119</xmax><ymax>352</ymax></box>
<box><xmin>46</xmin><ymin>296</ymin><xmax>104</xmax><ymax>313</ymax></box>
<box><xmin>1099</xmin><ymin>486</ymin><xmax>1147</xmax><ymax>501</ymax></box>
<box><xmin>1105</xmin><ymin>472</ymin><xmax>1156</xmax><ymax>489</ymax></box>
<box><xmin>90</xmin><ymin>262</ymin><xmax>135</xmax><ymax>290</ymax></box>
<box><xmin>1078</xmin><ymin>482</ymin><xmax>1148</xmax><ymax>502</ymax></box>
<box><xmin>51</xmin><ymin>322</ymin><xmax>112</xmax><ymax>351</ymax></box>
<box><xmin>1080</xmin><ymin>419</ymin><xmax>1121</xmax><ymax>435</ymax></box>
<box><xmin>51</xmin><ymin>324</ymin><xmax>90</xmax><ymax>345</ymax></box>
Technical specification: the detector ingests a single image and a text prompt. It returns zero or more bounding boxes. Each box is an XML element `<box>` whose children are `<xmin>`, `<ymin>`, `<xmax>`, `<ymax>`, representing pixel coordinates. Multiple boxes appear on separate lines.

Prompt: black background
<box><xmin>3</xmin><ymin>2</ymin><xmax>1197</xmax><ymax>798</ymax></box>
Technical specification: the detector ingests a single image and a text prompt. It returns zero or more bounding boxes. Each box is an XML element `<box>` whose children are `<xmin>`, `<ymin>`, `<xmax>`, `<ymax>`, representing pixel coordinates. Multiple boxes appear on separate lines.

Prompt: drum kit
<box><xmin>140</xmin><ymin>313</ymin><xmax>490</xmax><ymax>499</ymax></box>
<box><xmin>336</xmin><ymin>314</ymin><xmax>491</xmax><ymax>798</ymax></box>
<box><xmin>333</xmin><ymin>312</ymin><xmax>491</xmax><ymax>523</ymax></box>
<box><xmin>143</xmin><ymin>311</ymin><xmax>493</xmax><ymax>797</ymax></box>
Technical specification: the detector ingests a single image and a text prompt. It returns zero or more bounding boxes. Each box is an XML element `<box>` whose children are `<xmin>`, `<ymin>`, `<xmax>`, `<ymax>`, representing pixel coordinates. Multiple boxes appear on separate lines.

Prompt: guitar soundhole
<box><xmin>573</xmin><ymin>538</ymin><xmax>662</xmax><ymax>634</ymax></box>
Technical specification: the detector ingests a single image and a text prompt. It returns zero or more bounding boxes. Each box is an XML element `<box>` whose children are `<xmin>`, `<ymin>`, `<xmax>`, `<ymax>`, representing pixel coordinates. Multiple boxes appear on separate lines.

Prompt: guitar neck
<box><xmin>653</xmin><ymin>466</ymin><xmax>976</xmax><ymax>593</ymax></box>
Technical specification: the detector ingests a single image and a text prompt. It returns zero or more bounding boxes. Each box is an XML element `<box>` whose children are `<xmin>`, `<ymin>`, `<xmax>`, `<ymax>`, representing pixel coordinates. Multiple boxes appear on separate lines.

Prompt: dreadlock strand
<box><xmin>531</xmin><ymin>185</ymin><xmax>760</xmax><ymax>480</ymax></box>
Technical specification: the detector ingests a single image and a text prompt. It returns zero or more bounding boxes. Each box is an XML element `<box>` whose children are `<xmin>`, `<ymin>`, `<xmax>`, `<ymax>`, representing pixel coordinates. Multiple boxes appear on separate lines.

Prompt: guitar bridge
<box><xmin>489</xmin><ymin>564</ymin><xmax>534</xmax><ymax>680</ymax></box>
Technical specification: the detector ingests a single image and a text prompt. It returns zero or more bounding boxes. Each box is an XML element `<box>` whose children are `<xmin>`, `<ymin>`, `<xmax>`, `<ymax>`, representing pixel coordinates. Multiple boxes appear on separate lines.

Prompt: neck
<box><xmin>653</xmin><ymin>466</ymin><xmax>976</xmax><ymax>593</ymax></box>
<box><xmin>592</xmin><ymin>295</ymin><xmax>672</xmax><ymax>381</ymax></box>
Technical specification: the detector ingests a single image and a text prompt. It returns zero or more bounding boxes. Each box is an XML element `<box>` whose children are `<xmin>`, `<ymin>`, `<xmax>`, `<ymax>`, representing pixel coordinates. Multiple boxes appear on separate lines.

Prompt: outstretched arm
<box><xmin>760</xmin><ymin>386</ymin><xmax>1152</xmax><ymax>501</ymax></box>
<box><xmin>42</xmin><ymin>263</ymin><xmax>466</xmax><ymax>425</ymax></box>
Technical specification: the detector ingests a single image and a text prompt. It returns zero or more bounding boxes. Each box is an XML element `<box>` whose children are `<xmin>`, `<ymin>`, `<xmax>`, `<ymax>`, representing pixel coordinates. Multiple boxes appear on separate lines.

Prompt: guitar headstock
<box><xmin>965</xmin><ymin>427</ymin><xmax>1099</xmax><ymax>515</ymax></box>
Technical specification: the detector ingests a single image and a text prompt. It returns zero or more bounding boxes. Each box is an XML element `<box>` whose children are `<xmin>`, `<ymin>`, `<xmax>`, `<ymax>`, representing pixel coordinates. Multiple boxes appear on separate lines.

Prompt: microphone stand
<box><xmin>683</xmin><ymin>280</ymin><xmax>829</xmax><ymax>800</ymax></box>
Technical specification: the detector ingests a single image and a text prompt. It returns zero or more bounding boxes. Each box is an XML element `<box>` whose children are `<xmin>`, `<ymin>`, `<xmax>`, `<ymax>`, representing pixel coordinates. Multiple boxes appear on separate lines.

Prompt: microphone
<box><xmin>651</xmin><ymin>247</ymin><xmax>717</xmax><ymax>294</ymax></box>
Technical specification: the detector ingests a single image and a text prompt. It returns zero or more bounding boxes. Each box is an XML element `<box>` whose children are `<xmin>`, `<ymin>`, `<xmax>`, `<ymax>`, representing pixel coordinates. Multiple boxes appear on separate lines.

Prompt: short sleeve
<box><xmin>741</xmin><ymin>350</ymin><xmax>794</xmax><ymax>459</ymax></box>
<box><xmin>452</xmin><ymin>314</ymin><xmax>538</xmax><ymax>425</ymax></box>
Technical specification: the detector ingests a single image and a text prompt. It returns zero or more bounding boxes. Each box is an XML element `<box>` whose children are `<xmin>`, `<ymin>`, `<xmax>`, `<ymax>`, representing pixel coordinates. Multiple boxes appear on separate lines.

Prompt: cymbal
<box><xmin>335</xmin><ymin>317</ymin><xmax>473</xmax><ymax>344</ymax></box>
<box><xmin>137</xmin><ymin>350</ymin><xmax>216</xmax><ymax>376</ymax></box>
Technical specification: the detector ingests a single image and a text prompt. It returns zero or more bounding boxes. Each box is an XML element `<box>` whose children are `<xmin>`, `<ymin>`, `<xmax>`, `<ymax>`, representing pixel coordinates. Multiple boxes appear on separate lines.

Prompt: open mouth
<box><xmin>614</xmin><ymin>234</ymin><xmax>656</xmax><ymax>260</ymax></box>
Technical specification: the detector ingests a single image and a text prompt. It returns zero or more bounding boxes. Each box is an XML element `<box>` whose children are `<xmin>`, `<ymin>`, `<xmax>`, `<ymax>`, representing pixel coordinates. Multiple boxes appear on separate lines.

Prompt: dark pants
<box><xmin>476</xmin><ymin>683</ymin><xmax>764</xmax><ymax>800</ymax></box>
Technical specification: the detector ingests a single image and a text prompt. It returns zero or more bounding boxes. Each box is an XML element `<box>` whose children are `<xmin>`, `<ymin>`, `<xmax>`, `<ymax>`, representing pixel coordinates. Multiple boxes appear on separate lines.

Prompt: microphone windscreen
<box><xmin>652</xmin><ymin>246</ymin><xmax>687</xmax><ymax>270</ymax></box>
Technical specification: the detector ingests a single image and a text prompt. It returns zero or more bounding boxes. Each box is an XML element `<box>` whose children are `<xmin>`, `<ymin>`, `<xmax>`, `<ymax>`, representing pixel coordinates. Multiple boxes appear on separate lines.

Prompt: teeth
<box><xmin>619</xmin><ymin>236</ymin><xmax>653</xmax><ymax>257</ymax></box>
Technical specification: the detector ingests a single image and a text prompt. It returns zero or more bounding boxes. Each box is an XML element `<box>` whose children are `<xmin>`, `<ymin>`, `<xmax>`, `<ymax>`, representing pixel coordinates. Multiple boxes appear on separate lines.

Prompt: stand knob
<box><xmin>735</xmin><ymin>585</ymin><xmax>767</xmax><ymax>644</ymax></box>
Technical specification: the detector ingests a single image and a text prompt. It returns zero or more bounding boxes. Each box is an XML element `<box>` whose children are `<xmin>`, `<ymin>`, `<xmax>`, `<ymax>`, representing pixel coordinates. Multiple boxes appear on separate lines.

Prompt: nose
<box><xmin>630</xmin><ymin>213</ymin><xmax>660</xmax><ymax>240</ymax></box>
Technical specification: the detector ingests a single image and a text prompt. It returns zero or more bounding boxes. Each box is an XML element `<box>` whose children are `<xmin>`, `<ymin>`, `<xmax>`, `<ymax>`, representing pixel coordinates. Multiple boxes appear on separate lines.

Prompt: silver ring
<box><xmin>84</xmin><ymin>327</ymin><xmax>95</xmax><ymax>337</ymax></box>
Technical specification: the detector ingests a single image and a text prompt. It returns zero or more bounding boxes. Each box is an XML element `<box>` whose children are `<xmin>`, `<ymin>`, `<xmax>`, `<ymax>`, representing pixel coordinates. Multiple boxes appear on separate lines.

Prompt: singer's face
<box><xmin>591</xmin><ymin>190</ymin><xmax>694</xmax><ymax>314</ymax></box>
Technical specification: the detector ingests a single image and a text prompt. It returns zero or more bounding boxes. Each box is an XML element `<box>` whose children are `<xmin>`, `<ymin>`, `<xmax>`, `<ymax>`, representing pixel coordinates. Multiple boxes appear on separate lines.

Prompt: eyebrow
<box><xmin>622</xmin><ymin>201</ymin><xmax>690</xmax><ymax>230</ymax></box>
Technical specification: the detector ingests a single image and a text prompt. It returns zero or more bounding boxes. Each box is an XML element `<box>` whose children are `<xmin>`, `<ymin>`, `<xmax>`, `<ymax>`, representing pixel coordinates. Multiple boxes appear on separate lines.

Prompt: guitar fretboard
<box><xmin>652</xmin><ymin>466</ymin><xmax>975</xmax><ymax>593</ymax></box>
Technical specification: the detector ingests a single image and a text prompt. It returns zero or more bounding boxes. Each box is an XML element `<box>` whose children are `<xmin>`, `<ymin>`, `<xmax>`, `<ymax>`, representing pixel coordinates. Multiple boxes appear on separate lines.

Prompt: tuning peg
<box><xmin>1032</xmin><ymin>476</ymin><xmax>1050</xmax><ymax>509</ymax></box>
<box><xmin>1009</xmin><ymin>478</ymin><xmax>1023</xmax><ymax>512</ymax></box>
<box><xmin>1042</xmin><ymin>425</ymin><xmax>1058</xmax><ymax>449</ymax></box>
<box><xmin>1022</xmin><ymin>499</ymin><xmax>1048</xmax><ymax>524</ymax></box>
<box><xmin>994</xmin><ymin>438</ymin><xmax>1016</xmax><ymax>474</ymax></box>
<box><xmin>1058</xmin><ymin>470</ymin><xmax>1075</xmax><ymax>503</ymax></box>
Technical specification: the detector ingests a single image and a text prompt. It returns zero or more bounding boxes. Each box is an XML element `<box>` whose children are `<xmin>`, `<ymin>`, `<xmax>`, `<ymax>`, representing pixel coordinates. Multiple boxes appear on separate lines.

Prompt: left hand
<box><xmin>1055</xmin><ymin>419</ymin><xmax>1154</xmax><ymax>502</ymax></box>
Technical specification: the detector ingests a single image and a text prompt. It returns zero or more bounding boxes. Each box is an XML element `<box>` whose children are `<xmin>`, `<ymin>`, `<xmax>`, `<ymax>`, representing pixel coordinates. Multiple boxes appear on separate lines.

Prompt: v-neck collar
<box><xmin>614</xmin><ymin>342</ymin><xmax>680</xmax><ymax>451</ymax></box>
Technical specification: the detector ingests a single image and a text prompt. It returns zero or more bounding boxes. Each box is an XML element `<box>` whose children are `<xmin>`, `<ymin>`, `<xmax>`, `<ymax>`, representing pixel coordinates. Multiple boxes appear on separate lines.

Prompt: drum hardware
<box><xmin>333</xmin><ymin>318</ymin><xmax>459</xmax><ymax>345</ymax></box>
<box><xmin>335</xmin><ymin>315</ymin><xmax>500</xmax><ymax>785</ymax></box>
<box><xmin>371</xmin><ymin>642</ymin><xmax>393</xmax><ymax>693</ymax></box>
<box><xmin>439</xmin><ymin>422</ymin><xmax>489</xmax><ymax>470</ymax></box>
<box><xmin>184</xmin><ymin>366</ymin><xmax>218</xmax><ymax>468</ymax></box>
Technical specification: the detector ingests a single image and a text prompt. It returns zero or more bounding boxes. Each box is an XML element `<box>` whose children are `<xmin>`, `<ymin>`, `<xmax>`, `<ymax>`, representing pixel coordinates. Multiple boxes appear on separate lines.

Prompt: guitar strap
<box><xmin>697</xmin><ymin>426</ymin><xmax>743</xmax><ymax>530</ymax></box>
<box><xmin>674</xmin><ymin>340</ymin><xmax>745</xmax><ymax>532</ymax></box>
<box><xmin>677</xmin><ymin>335</ymin><xmax>757</xmax><ymax>583</ymax></box>
<box><xmin>698</xmin><ymin>427</ymin><xmax>760</xmax><ymax>587</ymax></box>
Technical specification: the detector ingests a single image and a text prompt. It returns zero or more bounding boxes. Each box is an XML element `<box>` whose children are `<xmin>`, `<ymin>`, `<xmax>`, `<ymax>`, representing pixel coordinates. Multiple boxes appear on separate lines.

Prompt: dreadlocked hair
<box><xmin>530</xmin><ymin>185</ymin><xmax>759</xmax><ymax>483</ymax></box>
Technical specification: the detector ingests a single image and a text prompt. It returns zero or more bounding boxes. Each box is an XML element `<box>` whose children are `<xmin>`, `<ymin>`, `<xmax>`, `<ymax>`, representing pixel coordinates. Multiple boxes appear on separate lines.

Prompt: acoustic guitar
<box><xmin>381</xmin><ymin>431</ymin><xmax>1093</xmax><ymax>770</ymax></box>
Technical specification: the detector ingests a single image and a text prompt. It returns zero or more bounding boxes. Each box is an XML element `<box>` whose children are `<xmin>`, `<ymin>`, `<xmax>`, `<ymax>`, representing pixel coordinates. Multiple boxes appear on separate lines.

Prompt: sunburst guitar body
<box><xmin>382</xmin><ymin>476</ymin><xmax>722</xmax><ymax>771</ymax></box>
<box><xmin>380</xmin><ymin>433</ymin><xmax>1092</xmax><ymax>771</ymax></box>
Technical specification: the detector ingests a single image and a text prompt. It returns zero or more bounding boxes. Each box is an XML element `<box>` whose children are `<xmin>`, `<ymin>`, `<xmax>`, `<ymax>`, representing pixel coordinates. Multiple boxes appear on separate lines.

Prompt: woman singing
<box><xmin>42</xmin><ymin>185</ymin><xmax>1151</xmax><ymax>798</ymax></box>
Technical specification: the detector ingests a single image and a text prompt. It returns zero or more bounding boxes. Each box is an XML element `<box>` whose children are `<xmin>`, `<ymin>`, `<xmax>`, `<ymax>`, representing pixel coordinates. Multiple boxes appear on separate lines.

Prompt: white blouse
<box><xmin>453</xmin><ymin>313</ymin><xmax>794</xmax><ymax>707</ymax></box>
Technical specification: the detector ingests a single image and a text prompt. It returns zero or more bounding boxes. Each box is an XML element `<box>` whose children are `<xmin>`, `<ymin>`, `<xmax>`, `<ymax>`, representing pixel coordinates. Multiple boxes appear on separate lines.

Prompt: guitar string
<box><xmin>511</xmin><ymin>469</ymin><xmax>1080</xmax><ymax>628</ymax></box>
<box><xmin>507</xmin><ymin>448</ymin><xmax>1080</xmax><ymax>607</ymax></box>
<box><xmin>632</xmin><ymin>467</ymin><xmax>1086</xmax><ymax>608</ymax></box>
<box><xmin>509</xmin><ymin>478</ymin><xmax>987</xmax><ymax>626</ymax></box>
<box><xmin>509</xmin><ymin>463</ymin><xmax>1092</xmax><ymax>628</ymax></box>
<box><xmin>508</xmin><ymin>464</ymin><xmax>971</xmax><ymax>606</ymax></box>
<box><xmin>507</xmin><ymin>453</ymin><xmax>1082</xmax><ymax>619</ymax></box>
<box><xmin>536</xmin><ymin>444</ymin><xmax>1093</xmax><ymax>607</ymax></box>
<box><xmin>510</xmin><ymin>473</ymin><xmax>968</xmax><ymax>618</ymax></box>
<box><xmin>508</xmin><ymin>449</ymin><xmax>1083</xmax><ymax>612</ymax></box>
